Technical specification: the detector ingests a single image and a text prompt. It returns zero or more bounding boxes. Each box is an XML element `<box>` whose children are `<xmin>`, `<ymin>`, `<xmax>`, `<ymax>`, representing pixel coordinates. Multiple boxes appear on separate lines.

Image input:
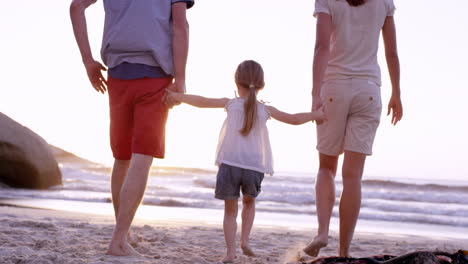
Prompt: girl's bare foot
<box><xmin>241</xmin><ymin>245</ymin><xmax>255</xmax><ymax>257</ymax></box>
<box><xmin>303</xmin><ymin>235</ymin><xmax>328</xmax><ymax>257</ymax></box>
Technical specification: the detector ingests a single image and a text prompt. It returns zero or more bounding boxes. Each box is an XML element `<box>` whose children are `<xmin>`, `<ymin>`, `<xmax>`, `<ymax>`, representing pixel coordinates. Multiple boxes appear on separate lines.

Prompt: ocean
<box><xmin>1</xmin><ymin>147</ymin><xmax>468</xmax><ymax>240</ymax></box>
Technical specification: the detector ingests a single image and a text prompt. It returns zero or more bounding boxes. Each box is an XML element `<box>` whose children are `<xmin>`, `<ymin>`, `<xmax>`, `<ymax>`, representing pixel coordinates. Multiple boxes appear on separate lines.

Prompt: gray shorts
<box><xmin>215</xmin><ymin>163</ymin><xmax>265</xmax><ymax>200</ymax></box>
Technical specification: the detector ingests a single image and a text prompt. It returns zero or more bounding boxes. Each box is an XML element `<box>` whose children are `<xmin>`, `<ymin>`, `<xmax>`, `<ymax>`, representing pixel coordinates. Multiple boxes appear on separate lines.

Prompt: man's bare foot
<box><xmin>241</xmin><ymin>245</ymin><xmax>255</xmax><ymax>257</ymax></box>
<box><xmin>303</xmin><ymin>235</ymin><xmax>328</xmax><ymax>257</ymax></box>
<box><xmin>106</xmin><ymin>240</ymin><xmax>142</xmax><ymax>257</ymax></box>
<box><xmin>221</xmin><ymin>253</ymin><xmax>236</xmax><ymax>263</ymax></box>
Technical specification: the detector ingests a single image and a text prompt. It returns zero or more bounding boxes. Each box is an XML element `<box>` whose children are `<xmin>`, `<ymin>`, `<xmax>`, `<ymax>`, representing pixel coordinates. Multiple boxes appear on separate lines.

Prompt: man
<box><xmin>70</xmin><ymin>0</ymin><xmax>194</xmax><ymax>256</ymax></box>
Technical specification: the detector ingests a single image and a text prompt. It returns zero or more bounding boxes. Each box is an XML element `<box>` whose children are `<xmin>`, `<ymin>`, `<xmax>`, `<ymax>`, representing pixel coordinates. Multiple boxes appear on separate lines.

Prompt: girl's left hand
<box><xmin>312</xmin><ymin>95</ymin><xmax>325</xmax><ymax>125</ymax></box>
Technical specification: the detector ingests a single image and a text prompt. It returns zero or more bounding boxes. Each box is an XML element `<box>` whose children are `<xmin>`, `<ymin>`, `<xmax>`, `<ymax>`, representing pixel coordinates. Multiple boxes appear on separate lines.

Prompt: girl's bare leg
<box><xmin>240</xmin><ymin>196</ymin><xmax>256</xmax><ymax>256</ymax></box>
<box><xmin>223</xmin><ymin>199</ymin><xmax>239</xmax><ymax>263</ymax></box>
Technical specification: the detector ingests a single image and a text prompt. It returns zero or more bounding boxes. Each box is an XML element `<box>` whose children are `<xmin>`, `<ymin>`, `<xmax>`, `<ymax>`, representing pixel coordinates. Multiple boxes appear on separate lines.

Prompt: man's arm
<box><xmin>382</xmin><ymin>16</ymin><xmax>403</xmax><ymax>125</ymax></box>
<box><xmin>165</xmin><ymin>2</ymin><xmax>190</xmax><ymax>107</ymax></box>
<box><xmin>70</xmin><ymin>0</ymin><xmax>107</xmax><ymax>93</ymax></box>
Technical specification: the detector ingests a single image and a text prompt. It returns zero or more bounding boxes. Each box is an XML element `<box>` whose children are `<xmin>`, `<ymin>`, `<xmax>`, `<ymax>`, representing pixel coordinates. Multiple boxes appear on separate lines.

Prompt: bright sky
<box><xmin>1</xmin><ymin>0</ymin><xmax>467</xmax><ymax>181</ymax></box>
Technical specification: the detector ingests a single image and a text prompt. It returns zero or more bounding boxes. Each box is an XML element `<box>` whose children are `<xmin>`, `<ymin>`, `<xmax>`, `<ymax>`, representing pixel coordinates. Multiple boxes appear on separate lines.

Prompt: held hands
<box><xmin>164</xmin><ymin>87</ymin><xmax>183</xmax><ymax>108</ymax></box>
<box><xmin>311</xmin><ymin>106</ymin><xmax>327</xmax><ymax>124</ymax></box>
<box><xmin>84</xmin><ymin>60</ymin><xmax>107</xmax><ymax>94</ymax></box>
<box><xmin>163</xmin><ymin>80</ymin><xmax>185</xmax><ymax>108</ymax></box>
<box><xmin>387</xmin><ymin>94</ymin><xmax>403</xmax><ymax>125</ymax></box>
<box><xmin>312</xmin><ymin>95</ymin><xmax>325</xmax><ymax>125</ymax></box>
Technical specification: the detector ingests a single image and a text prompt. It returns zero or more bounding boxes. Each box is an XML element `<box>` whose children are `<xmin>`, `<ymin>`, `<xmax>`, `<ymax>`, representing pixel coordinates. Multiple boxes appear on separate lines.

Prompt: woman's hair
<box><xmin>235</xmin><ymin>60</ymin><xmax>265</xmax><ymax>136</ymax></box>
<box><xmin>345</xmin><ymin>0</ymin><xmax>366</xmax><ymax>6</ymax></box>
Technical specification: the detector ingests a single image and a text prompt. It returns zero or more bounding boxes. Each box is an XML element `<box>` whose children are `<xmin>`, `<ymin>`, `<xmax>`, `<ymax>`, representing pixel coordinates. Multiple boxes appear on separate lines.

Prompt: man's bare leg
<box><xmin>222</xmin><ymin>199</ymin><xmax>238</xmax><ymax>263</ymax></box>
<box><xmin>111</xmin><ymin>159</ymin><xmax>138</xmax><ymax>242</ymax></box>
<box><xmin>338</xmin><ymin>151</ymin><xmax>366</xmax><ymax>257</ymax></box>
<box><xmin>304</xmin><ymin>153</ymin><xmax>338</xmax><ymax>257</ymax></box>
<box><xmin>107</xmin><ymin>153</ymin><xmax>153</xmax><ymax>256</ymax></box>
<box><xmin>240</xmin><ymin>196</ymin><xmax>256</xmax><ymax>257</ymax></box>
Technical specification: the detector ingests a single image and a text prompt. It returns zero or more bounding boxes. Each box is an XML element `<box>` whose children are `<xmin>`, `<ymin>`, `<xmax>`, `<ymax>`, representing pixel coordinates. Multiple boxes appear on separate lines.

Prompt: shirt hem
<box><xmin>215</xmin><ymin>160</ymin><xmax>273</xmax><ymax>175</ymax></box>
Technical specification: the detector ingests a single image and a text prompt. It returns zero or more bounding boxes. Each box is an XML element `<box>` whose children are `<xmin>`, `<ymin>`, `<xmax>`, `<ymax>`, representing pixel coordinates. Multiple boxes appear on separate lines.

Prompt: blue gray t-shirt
<box><xmin>102</xmin><ymin>0</ymin><xmax>194</xmax><ymax>80</ymax></box>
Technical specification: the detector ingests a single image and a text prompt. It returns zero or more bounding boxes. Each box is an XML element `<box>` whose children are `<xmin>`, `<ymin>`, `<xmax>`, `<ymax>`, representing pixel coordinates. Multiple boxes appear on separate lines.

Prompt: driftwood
<box><xmin>303</xmin><ymin>250</ymin><xmax>468</xmax><ymax>264</ymax></box>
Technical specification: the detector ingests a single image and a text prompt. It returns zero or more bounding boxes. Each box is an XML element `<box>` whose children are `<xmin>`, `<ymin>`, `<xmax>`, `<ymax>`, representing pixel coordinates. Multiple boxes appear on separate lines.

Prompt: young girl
<box><xmin>167</xmin><ymin>60</ymin><xmax>326</xmax><ymax>263</ymax></box>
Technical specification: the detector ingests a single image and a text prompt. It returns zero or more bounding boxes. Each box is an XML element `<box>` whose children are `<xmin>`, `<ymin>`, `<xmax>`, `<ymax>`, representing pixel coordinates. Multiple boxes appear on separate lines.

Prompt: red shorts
<box><xmin>107</xmin><ymin>76</ymin><xmax>173</xmax><ymax>160</ymax></box>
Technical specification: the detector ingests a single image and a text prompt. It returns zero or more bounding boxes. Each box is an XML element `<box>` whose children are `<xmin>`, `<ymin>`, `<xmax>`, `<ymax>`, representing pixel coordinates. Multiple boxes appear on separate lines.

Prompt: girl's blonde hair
<box><xmin>345</xmin><ymin>0</ymin><xmax>366</xmax><ymax>6</ymax></box>
<box><xmin>235</xmin><ymin>60</ymin><xmax>265</xmax><ymax>136</ymax></box>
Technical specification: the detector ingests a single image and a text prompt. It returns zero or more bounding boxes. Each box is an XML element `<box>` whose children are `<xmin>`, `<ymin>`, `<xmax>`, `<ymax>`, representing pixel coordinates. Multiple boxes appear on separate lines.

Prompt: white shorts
<box><xmin>316</xmin><ymin>78</ymin><xmax>382</xmax><ymax>156</ymax></box>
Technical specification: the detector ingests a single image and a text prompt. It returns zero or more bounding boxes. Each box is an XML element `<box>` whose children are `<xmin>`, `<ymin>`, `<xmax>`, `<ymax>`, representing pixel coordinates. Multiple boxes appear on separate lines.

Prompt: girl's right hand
<box><xmin>163</xmin><ymin>88</ymin><xmax>180</xmax><ymax>108</ymax></box>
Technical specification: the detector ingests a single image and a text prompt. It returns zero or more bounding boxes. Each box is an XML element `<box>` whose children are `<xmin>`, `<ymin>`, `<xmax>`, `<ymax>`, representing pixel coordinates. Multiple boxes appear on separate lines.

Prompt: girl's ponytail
<box><xmin>240</xmin><ymin>84</ymin><xmax>258</xmax><ymax>136</ymax></box>
<box><xmin>235</xmin><ymin>60</ymin><xmax>265</xmax><ymax>137</ymax></box>
<box><xmin>345</xmin><ymin>0</ymin><xmax>366</xmax><ymax>6</ymax></box>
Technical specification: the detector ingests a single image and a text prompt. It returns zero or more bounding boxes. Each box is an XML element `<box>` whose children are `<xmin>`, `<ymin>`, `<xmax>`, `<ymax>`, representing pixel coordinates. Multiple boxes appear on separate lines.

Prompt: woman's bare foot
<box><xmin>127</xmin><ymin>231</ymin><xmax>139</xmax><ymax>247</ymax></box>
<box><xmin>221</xmin><ymin>253</ymin><xmax>236</xmax><ymax>263</ymax></box>
<box><xmin>241</xmin><ymin>245</ymin><xmax>255</xmax><ymax>257</ymax></box>
<box><xmin>106</xmin><ymin>240</ymin><xmax>142</xmax><ymax>257</ymax></box>
<box><xmin>303</xmin><ymin>235</ymin><xmax>328</xmax><ymax>257</ymax></box>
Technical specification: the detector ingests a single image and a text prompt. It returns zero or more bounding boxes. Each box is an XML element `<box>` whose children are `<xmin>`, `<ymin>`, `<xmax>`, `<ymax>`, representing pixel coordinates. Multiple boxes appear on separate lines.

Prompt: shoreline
<box><xmin>2</xmin><ymin>197</ymin><xmax>468</xmax><ymax>240</ymax></box>
<box><xmin>1</xmin><ymin>202</ymin><xmax>467</xmax><ymax>264</ymax></box>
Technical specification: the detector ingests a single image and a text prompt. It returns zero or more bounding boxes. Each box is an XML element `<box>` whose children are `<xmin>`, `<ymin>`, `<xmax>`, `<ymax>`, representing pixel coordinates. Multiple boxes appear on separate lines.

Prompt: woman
<box><xmin>305</xmin><ymin>0</ymin><xmax>403</xmax><ymax>257</ymax></box>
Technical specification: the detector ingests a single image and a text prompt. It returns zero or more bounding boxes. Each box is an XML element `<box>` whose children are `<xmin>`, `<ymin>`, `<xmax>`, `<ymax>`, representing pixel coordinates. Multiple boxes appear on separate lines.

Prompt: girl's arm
<box><xmin>382</xmin><ymin>16</ymin><xmax>403</xmax><ymax>125</ymax></box>
<box><xmin>267</xmin><ymin>106</ymin><xmax>326</xmax><ymax>125</ymax></box>
<box><xmin>167</xmin><ymin>90</ymin><xmax>229</xmax><ymax>108</ymax></box>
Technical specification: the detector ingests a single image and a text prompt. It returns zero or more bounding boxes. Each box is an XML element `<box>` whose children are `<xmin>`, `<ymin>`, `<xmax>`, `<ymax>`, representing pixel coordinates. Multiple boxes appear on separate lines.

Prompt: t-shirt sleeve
<box><xmin>313</xmin><ymin>0</ymin><xmax>330</xmax><ymax>18</ymax></box>
<box><xmin>171</xmin><ymin>0</ymin><xmax>194</xmax><ymax>9</ymax></box>
<box><xmin>386</xmin><ymin>0</ymin><xmax>396</xmax><ymax>16</ymax></box>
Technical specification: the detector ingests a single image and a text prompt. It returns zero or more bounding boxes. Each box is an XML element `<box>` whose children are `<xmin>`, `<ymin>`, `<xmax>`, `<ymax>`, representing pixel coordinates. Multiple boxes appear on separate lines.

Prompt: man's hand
<box><xmin>387</xmin><ymin>94</ymin><xmax>403</xmax><ymax>125</ymax></box>
<box><xmin>312</xmin><ymin>95</ymin><xmax>324</xmax><ymax>125</ymax></box>
<box><xmin>84</xmin><ymin>60</ymin><xmax>107</xmax><ymax>94</ymax></box>
<box><xmin>164</xmin><ymin>80</ymin><xmax>186</xmax><ymax>108</ymax></box>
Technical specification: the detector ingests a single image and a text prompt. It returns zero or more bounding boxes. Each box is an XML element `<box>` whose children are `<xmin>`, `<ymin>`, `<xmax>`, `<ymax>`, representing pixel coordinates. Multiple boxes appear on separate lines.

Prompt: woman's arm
<box><xmin>267</xmin><ymin>106</ymin><xmax>326</xmax><ymax>125</ymax></box>
<box><xmin>312</xmin><ymin>13</ymin><xmax>332</xmax><ymax>112</ymax></box>
<box><xmin>166</xmin><ymin>90</ymin><xmax>229</xmax><ymax>108</ymax></box>
<box><xmin>382</xmin><ymin>16</ymin><xmax>403</xmax><ymax>125</ymax></box>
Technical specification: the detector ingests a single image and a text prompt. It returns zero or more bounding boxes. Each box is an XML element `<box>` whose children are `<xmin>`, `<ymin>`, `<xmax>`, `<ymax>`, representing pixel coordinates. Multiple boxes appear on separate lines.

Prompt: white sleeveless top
<box><xmin>215</xmin><ymin>98</ymin><xmax>274</xmax><ymax>175</ymax></box>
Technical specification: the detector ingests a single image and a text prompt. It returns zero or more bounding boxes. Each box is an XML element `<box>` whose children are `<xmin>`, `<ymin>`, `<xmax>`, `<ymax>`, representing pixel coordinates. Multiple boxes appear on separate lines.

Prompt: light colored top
<box><xmin>100</xmin><ymin>0</ymin><xmax>194</xmax><ymax>75</ymax></box>
<box><xmin>215</xmin><ymin>98</ymin><xmax>274</xmax><ymax>175</ymax></box>
<box><xmin>314</xmin><ymin>0</ymin><xmax>395</xmax><ymax>85</ymax></box>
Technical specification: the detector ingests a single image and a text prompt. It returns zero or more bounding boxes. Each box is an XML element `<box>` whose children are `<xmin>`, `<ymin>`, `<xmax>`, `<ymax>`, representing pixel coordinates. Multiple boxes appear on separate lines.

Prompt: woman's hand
<box><xmin>387</xmin><ymin>94</ymin><xmax>403</xmax><ymax>125</ymax></box>
<box><xmin>84</xmin><ymin>60</ymin><xmax>107</xmax><ymax>94</ymax></box>
<box><xmin>312</xmin><ymin>95</ymin><xmax>324</xmax><ymax>125</ymax></box>
<box><xmin>312</xmin><ymin>107</ymin><xmax>327</xmax><ymax>124</ymax></box>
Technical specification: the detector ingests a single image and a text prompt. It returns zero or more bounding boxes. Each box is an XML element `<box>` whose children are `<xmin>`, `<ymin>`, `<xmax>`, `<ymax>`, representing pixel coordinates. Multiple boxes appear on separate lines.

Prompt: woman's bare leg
<box><xmin>338</xmin><ymin>150</ymin><xmax>366</xmax><ymax>257</ymax></box>
<box><xmin>304</xmin><ymin>153</ymin><xmax>338</xmax><ymax>257</ymax></box>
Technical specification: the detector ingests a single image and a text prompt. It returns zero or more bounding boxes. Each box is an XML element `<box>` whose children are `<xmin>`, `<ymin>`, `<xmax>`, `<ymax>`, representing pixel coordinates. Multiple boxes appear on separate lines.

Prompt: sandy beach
<box><xmin>0</xmin><ymin>205</ymin><xmax>466</xmax><ymax>264</ymax></box>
